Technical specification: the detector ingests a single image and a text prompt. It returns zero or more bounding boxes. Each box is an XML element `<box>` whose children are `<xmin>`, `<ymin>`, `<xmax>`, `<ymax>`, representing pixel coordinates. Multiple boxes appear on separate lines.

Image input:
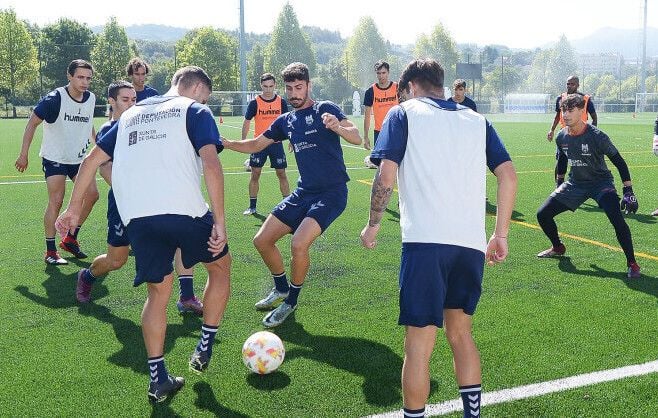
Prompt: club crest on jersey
<box><xmin>305</xmin><ymin>115</ymin><xmax>313</xmax><ymax>126</ymax></box>
<box><xmin>581</xmin><ymin>143</ymin><xmax>589</xmax><ymax>155</ymax></box>
<box><xmin>128</xmin><ymin>131</ymin><xmax>138</xmax><ymax>146</ymax></box>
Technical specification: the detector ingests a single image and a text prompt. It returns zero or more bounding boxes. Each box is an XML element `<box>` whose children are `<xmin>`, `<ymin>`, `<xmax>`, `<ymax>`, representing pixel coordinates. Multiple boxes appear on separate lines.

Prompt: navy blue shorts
<box><xmin>398</xmin><ymin>243</ymin><xmax>485</xmax><ymax>328</ymax></box>
<box><xmin>106</xmin><ymin>189</ymin><xmax>130</xmax><ymax>247</ymax></box>
<box><xmin>126</xmin><ymin>211</ymin><xmax>229</xmax><ymax>286</ymax></box>
<box><xmin>551</xmin><ymin>179</ymin><xmax>618</xmax><ymax>211</ymax></box>
<box><xmin>271</xmin><ymin>185</ymin><xmax>348</xmax><ymax>233</ymax></box>
<box><xmin>250</xmin><ymin>142</ymin><xmax>287</xmax><ymax>169</ymax></box>
<box><xmin>42</xmin><ymin>158</ymin><xmax>80</xmax><ymax>180</ymax></box>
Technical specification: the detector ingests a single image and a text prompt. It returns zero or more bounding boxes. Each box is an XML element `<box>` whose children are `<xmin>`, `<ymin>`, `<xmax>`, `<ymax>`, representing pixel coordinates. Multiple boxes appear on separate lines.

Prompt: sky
<box><xmin>1</xmin><ymin>0</ymin><xmax>657</xmax><ymax>49</ymax></box>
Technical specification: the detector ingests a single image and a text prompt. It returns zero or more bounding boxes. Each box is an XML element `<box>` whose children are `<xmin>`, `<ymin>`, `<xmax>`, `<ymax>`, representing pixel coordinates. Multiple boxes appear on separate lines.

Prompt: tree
<box><xmin>596</xmin><ymin>74</ymin><xmax>619</xmax><ymax>101</ymax></box>
<box><xmin>91</xmin><ymin>17</ymin><xmax>132</xmax><ymax>98</ymax></box>
<box><xmin>247</xmin><ymin>43</ymin><xmax>265</xmax><ymax>90</ymax></box>
<box><xmin>148</xmin><ymin>58</ymin><xmax>175</xmax><ymax>94</ymax></box>
<box><xmin>343</xmin><ymin>16</ymin><xmax>387</xmax><ymax>89</ymax></box>
<box><xmin>313</xmin><ymin>59</ymin><xmax>355</xmax><ymax>104</ymax></box>
<box><xmin>545</xmin><ymin>35</ymin><xmax>577</xmax><ymax>96</ymax></box>
<box><xmin>265</xmin><ymin>3</ymin><xmax>316</xmax><ymax>77</ymax></box>
<box><xmin>525</xmin><ymin>49</ymin><xmax>552</xmax><ymax>93</ymax></box>
<box><xmin>176</xmin><ymin>27</ymin><xmax>239</xmax><ymax>90</ymax></box>
<box><xmin>414</xmin><ymin>23</ymin><xmax>459</xmax><ymax>85</ymax></box>
<box><xmin>0</xmin><ymin>9</ymin><xmax>38</xmax><ymax>114</ymax></box>
<box><xmin>40</xmin><ymin>18</ymin><xmax>95</xmax><ymax>89</ymax></box>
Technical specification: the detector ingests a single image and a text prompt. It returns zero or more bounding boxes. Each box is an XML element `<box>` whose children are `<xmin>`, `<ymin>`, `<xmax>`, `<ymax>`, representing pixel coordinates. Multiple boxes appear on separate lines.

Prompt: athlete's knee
<box><xmin>445</xmin><ymin>326</ymin><xmax>475</xmax><ymax>349</ymax></box>
<box><xmin>275</xmin><ymin>169</ymin><xmax>287</xmax><ymax>180</ymax></box>
<box><xmin>290</xmin><ymin>237</ymin><xmax>311</xmax><ymax>257</ymax></box>
<box><xmin>253</xmin><ymin>232</ymin><xmax>273</xmax><ymax>251</ymax></box>
<box><xmin>107</xmin><ymin>256</ymin><xmax>128</xmax><ymax>271</ymax></box>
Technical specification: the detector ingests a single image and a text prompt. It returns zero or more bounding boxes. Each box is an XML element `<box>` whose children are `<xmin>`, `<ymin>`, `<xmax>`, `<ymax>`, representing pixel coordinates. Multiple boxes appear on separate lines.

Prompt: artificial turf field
<box><xmin>0</xmin><ymin>112</ymin><xmax>656</xmax><ymax>417</ymax></box>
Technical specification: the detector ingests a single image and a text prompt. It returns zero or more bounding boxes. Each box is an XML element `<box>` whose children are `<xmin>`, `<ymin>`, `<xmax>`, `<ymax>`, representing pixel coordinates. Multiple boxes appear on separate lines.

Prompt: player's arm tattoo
<box><xmin>369</xmin><ymin>168</ymin><xmax>393</xmax><ymax>226</ymax></box>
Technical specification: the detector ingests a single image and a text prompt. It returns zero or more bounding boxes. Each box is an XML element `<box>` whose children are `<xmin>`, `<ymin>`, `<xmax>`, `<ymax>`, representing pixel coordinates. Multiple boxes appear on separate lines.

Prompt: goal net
<box><xmin>209</xmin><ymin>90</ymin><xmax>261</xmax><ymax>117</ymax></box>
<box><xmin>503</xmin><ymin>94</ymin><xmax>551</xmax><ymax>114</ymax></box>
<box><xmin>635</xmin><ymin>93</ymin><xmax>658</xmax><ymax>113</ymax></box>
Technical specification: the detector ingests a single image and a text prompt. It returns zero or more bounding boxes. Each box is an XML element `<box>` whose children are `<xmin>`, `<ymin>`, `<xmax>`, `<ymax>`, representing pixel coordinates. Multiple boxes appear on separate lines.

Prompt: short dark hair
<box><xmin>560</xmin><ymin>93</ymin><xmax>585</xmax><ymax>111</ymax></box>
<box><xmin>107</xmin><ymin>80</ymin><xmax>134</xmax><ymax>100</ymax></box>
<box><xmin>374</xmin><ymin>60</ymin><xmax>390</xmax><ymax>71</ymax></box>
<box><xmin>260</xmin><ymin>73</ymin><xmax>276</xmax><ymax>83</ymax></box>
<box><xmin>171</xmin><ymin>66</ymin><xmax>212</xmax><ymax>91</ymax></box>
<box><xmin>282</xmin><ymin>62</ymin><xmax>310</xmax><ymax>83</ymax></box>
<box><xmin>399</xmin><ymin>58</ymin><xmax>444</xmax><ymax>94</ymax></box>
<box><xmin>453</xmin><ymin>79</ymin><xmax>466</xmax><ymax>89</ymax></box>
<box><xmin>67</xmin><ymin>59</ymin><xmax>94</xmax><ymax>77</ymax></box>
<box><xmin>567</xmin><ymin>75</ymin><xmax>580</xmax><ymax>84</ymax></box>
<box><xmin>126</xmin><ymin>57</ymin><xmax>150</xmax><ymax>76</ymax></box>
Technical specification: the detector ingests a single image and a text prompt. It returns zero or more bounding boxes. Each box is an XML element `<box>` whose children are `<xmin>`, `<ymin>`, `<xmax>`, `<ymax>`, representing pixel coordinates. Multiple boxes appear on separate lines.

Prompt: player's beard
<box><xmin>289</xmin><ymin>92</ymin><xmax>309</xmax><ymax>109</ymax></box>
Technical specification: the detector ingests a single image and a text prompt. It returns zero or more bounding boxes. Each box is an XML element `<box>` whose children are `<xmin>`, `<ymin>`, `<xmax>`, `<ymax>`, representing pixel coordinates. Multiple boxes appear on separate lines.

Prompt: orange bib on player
<box><xmin>559</xmin><ymin>93</ymin><xmax>590</xmax><ymax>128</ymax></box>
<box><xmin>372</xmin><ymin>82</ymin><xmax>398</xmax><ymax>131</ymax></box>
<box><xmin>254</xmin><ymin>95</ymin><xmax>284</xmax><ymax>136</ymax></box>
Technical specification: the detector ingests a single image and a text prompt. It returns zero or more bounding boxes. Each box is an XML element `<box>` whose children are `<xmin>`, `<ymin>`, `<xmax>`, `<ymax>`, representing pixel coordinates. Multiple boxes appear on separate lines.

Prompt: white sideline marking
<box><xmin>364</xmin><ymin>360</ymin><xmax>658</xmax><ymax>417</ymax></box>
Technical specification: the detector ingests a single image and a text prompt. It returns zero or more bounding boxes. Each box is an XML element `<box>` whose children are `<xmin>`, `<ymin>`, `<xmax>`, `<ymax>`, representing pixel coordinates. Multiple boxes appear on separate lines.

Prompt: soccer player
<box><xmin>363</xmin><ymin>60</ymin><xmax>398</xmax><ymax>150</ymax></box>
<box><xmin>241</xmin><ymin>73</ymin><xmax>290</xmax><ymax>215</ymax></box>
<box><xmin>15</xmin><ymin>59</ymin><xmax>99</xmax><ymax>265</ymax></box>
<box><xmin>108</xmin><ymin>58</ymin><xmax>159</xmax><ymax>120</ymax></box>
<box><xmin>547</xmin><ymin>75</ymin><xmax>597</xmax><ymax>141</ymax></box>
<box><xmin>536</xmin><ymin>93</ymin><xmax>641</xmax><ymax>278</ymax></box>
<box><xmin>75</xmin><ymin>82</ymin><xmax>203</xmax><ymax>313</ymax></box>
<box><xmin>360</xmin><ymin>58</ymin><xmax>517</xmax><ymax>418</ymax></box>
<box><xmin>448</xmin><ymin>79</ymin><xmax>477</xmax><ymax>111</ymax></box>
<box><xmin>57</xmin><ymin>66</ymin><xmax>231</xmax><ymax>402</ymax></box>
<box><xmin>223</xmin><ymin>62</ymin><xmax>361</xmax><ymax>328</ymax></box>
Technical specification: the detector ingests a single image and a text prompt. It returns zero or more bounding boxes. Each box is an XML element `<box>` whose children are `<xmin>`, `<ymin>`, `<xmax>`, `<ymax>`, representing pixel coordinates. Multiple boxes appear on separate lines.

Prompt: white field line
<box><xmin>365</xmin><ymin>360</ymin><xmax>658</xmax><ymax>417</ymax></box>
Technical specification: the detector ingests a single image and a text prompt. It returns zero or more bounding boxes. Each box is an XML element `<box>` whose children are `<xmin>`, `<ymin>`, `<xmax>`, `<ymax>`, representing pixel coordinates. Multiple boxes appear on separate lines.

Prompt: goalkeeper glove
<box><xmin>620</xmin><ymin>186</ymin><xmax>638</xmax><ymax>214</ymax></box>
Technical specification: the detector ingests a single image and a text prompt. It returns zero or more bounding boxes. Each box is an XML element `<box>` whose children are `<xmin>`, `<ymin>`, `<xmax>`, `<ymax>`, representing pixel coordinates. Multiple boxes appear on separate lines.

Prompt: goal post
<box><xmin>635</xmin><ymin>93</ymin><xmax>658</xmax><ymax>114</ymax></box>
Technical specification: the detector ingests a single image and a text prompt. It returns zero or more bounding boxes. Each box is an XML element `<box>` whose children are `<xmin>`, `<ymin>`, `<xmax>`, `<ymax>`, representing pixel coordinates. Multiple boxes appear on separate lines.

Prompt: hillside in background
<box><xmin>571</xmin><ymin>26</ymin><xmax>658</xmax><ymax>57</ymax></box>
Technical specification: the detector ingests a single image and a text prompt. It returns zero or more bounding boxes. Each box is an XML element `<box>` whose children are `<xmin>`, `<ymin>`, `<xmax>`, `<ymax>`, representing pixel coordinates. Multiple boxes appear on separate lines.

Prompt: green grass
<box><xmin>0</xmin><ymin>113</ymin><xmax>656</xmax><ymax>417</ymax></box>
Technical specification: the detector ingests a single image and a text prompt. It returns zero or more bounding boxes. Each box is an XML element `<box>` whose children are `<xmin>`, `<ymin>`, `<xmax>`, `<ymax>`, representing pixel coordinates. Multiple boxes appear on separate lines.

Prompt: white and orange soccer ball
<box><xmin>242</xmin><ymin>331</ymin><xmax>285</xmax><ymax>374</ymax></box>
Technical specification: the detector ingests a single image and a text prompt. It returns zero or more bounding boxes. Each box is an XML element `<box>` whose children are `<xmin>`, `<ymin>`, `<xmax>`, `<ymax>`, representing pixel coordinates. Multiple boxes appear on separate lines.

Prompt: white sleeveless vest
<box><xmin>39</xmin><ymin>86</ymin><xmax>95</xmax><ymax>164</ymax></box>
<box><xmin>398</xmin><ymin>97</ymin><xmax>487</xmax><ymax>252</ymax></box>
<box><xmin>112</xmin><ymin>96</ymin><xmax>209</xmax><ymax>225</ymax></box>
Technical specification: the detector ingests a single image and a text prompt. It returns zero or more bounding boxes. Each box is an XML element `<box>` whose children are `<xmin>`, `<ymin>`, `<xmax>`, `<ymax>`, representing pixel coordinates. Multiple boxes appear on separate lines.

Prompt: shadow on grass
<box><xmin>272</xmin><ymin>320</ymin><xmax>420</xmax><ymax>407</ymax></box>
<box><xmin>385</xmin><ymin>207</ymin><xmax>400</xmax><ymax>223</ymax></box>
<box><xmin>486</xmin><ymin>199</ymin><xmax>526</xmax><ymax>221</ymax></box>
<box><xmin>246</xmin><ymin>370</ymin><xmax>291</xmax><ymax>390</ymax></box>
<box><xmin>557</xmin><ymin>257</ymin><xmax>658</xmax><ymax>299</ymax></box>
<box><xmin>15</xmin><ymin>270</ymin><xmax>201</xmax><ymax>375</ymax></box>
<box><xmin>193</xmin><ymin>381</ymin><xmax>250</xmax><ymax>418</ymax></box>
<box><xmin>577</xmin><ymin>202</ymin><xmax>657</xmax><ymax>225</ymax></box>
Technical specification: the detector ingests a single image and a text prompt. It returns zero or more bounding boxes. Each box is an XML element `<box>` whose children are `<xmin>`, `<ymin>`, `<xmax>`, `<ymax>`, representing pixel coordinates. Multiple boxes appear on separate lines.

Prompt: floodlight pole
<box><xmin>639</xmin><ymin>0</ymin><xmax>647</xmax><ymax>94</ymax></box>
<box><xmin>239</xmin><ymin>0</ymin><xmax>247</xmax><ymax>112</ymax></box>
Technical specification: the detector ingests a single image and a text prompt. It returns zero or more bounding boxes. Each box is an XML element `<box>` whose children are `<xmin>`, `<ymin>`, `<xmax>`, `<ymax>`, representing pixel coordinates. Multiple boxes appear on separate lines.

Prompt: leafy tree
<box><xmin>313</xmin><ymin>59</ymin><xmax>355</xmax><ymax>104</ymax></box>
<box><xmin>0</xmin><ymin>8</ymin><xmax>38</xmax><ymax>114</ymax></box>
<box><xmin>620</xmin><ymin>75</ymin><xmax>639</xmax><ymax>100</ymax></box>
<box><xmin>40</xmin><ymin>18</ymin><xmax>95</xmax><ymax>89</ymax></box>
<box><xmin>247</xmin><ymin>43</ymin><xmax>265</xmax><ymax>90</ymax></box>
<box><xmin>545</xmin><ymin>35</ymin><xmax>577</xmax><ymax>96</ymax></box>
<box><xmin>148</xmin><ymin>58</ymin><xmax>175</xmax><ymax>94</ymax></box>
<box><xmin>91</xmin><ymin>17</ymin><xmax>132</xmax><ymax>97</ymax></box>
<box><xmin>264</xmin><ymin>3</ymin><xmax>316</xmax><ymax>77</ymax></box>
<box><xmin>414</xmin><ymin>23</ymin><xmax>459</xmax><ymax>85</ymax></box>
<box><xmin>583</xmin><ymin>73</ymin><xmax>601</xmax><ymax>96</ymax></box>
<box><xmin>596</xmin><ymin>74</ymin><xmax>619</xmax><ymax>100</ymax></box>
<box><xmin>343</xmin><ymin>16</ymin><xmax>387</xmax><ymax>89</ymax></box>
<box><xmin>177</xmin><ymin>27</ymin><xmax>239</xmax><ymax>90</ymax></box>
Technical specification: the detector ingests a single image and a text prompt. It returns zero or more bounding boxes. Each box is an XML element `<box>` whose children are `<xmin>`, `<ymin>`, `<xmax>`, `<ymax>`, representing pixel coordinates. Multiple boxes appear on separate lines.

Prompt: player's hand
<box><xmin>208</xmin><ymin>223</ymin><xmax>227</xmax><ymax>256</ymax></box>
<box><xmin>321</xmin><ymin>113</ymin><xmax>340</xmax><ymax>132</ymax></box>
<box><xmin>288</xmin><ymin>142</ymin><xmax>294</xmax><ymax>153</ymax></box>
<box><xmin>55</xmin><ymin>209</ymin><xmax>80</xmax><ymax>237</ymax></box>
<box><xmin>547</xmin><ymin>130</ymin><xmax>554</xmax><ymax>142</ymax></box>
<box><xmin>620</xmin><ymin>186</ymin><xmax>638</xmax><ymax>214</ymax></box>
<box><xmin>363</xmin><ymin>138</ymin><xmax>371</xmax><ymax>150</ymax></box>
<box><xmin>360</xmin><ymin>223</ymin><xmax>380</xmax><ymax>249</ymax></box>
<box><xmin>15</xmin><ymin>154</ymin><xmax>28</xmax><ymax>172</ymax></box>
<box><xmin>556</xmin><ymin>176</ymin><xmax>564</xmax><ymax>188</ymax></box>
<box><xmin>485</xmin><ymin>235</ymin><xmax>508</xmax><ymax>266</ymax></box>
<box><xmin>652</xmin><ymin>134</ymin><xmax>658</xmax><ymax>156</ymax></box>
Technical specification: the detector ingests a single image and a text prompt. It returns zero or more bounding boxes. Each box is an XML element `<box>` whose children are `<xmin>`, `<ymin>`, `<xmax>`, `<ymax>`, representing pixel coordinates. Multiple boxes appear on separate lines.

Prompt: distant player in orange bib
<box><xmin>241</xmin><ymin>73</ymin><xmax>290</xmax><ymax>215</ymax></box>
<box><xmin>363</xmin><ymin>60</ymin><xmax>398</xmax><ymax>150</ymax></box>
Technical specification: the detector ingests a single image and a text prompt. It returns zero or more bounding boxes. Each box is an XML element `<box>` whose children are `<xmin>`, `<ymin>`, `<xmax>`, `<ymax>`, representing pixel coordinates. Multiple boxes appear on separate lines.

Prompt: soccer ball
<box><xmin>243</xmin><ymin>158</ymin><xmax>252</xmax><ymax>172</ymax></box>
<box><xmin>242</xmin><ymin>331</ymin><xmax>285</xmax><ymax>374</ymax></box>
<box><xmin>364</xmin><ymin>154</ymin><xmax>377</xmax><ymax>169</ymax></box>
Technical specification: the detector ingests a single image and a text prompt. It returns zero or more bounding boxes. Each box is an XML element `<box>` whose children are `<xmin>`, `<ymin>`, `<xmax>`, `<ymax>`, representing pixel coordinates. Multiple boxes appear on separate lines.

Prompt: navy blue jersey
<box><xmin>244</xmin><ymin>95</ymin><xmax>289</xmax><ymax>120</ymax></box>
<box><xmin>264</xmin><ymin>101</ymin><xmax>349</xmax><ymax>192</ymax></box>
<box><xmin>97</xmin><ymin>101</ymin><xmax>222</xmax><ymax>159</ymax></box>
<box><xmin>447</xmin><ymin>96</ymin><xmax>477</xmax><ymax>112</ymax></box>
<box><xmin>136</xmin><ymin>85</ymin><xmax>159</xmax><ymax>103</ymax></box>
<box><xmin>372</xmin><ymin>98</ymin><xmax>510</xmax><ymax>172</ymax></box>
<box><xmin>556</xmin><ymin>124</ymin><xmax>619</xmax><ymax>185</ymax></box>
<box><xmin>34</xmin><ymin>88</ymin><xmax>93</xmax><ymax>123</ymax></box>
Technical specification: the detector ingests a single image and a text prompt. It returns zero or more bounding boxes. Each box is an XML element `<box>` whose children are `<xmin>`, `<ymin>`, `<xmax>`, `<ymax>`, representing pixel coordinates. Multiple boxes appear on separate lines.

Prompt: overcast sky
<box><xmin>2</xmin><ymin>0</ymin><xmax>656</xmax><ymax>48</ymax></box>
